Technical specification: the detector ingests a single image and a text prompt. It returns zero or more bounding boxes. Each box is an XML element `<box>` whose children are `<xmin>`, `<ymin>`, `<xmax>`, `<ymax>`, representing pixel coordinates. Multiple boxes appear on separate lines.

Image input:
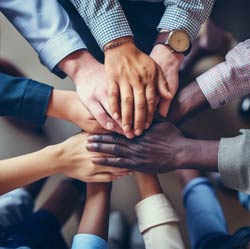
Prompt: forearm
<box><xmin>134</xmin><ymin>173</ymin><xmax>162</xmax><ymax>200</ymax></box>
<box><xmin>0</xmin><ymin>146</ymin><xmax>60</xmax><ymax>195</ymax></box>
<box><xmin>168</xmin><ymin>81</ymin><xmax>209</xmax><ymax>124</ymax></box>
<box><xmin>77</xmin><ymin>183</ymin><xmax>111</xmax><ymax>240</ymax></box>
<box><xmin>0</xmin><ymin>0</ymin><xmax>86</xmax><ymax>77</ymax></box>
<box><xmin>69</xmin><ymin>0</ymin><xmax>133</xmax><ymax>49</ymax></box>
<box><xmin>159</xmin><ymin>0</ymin><xmax>214</xmax><ymax>41</ymax></box>
<box><xmin>179</xmin><ymin>138</ymin><xmax>219</xmax><ymax>171</ymax></box>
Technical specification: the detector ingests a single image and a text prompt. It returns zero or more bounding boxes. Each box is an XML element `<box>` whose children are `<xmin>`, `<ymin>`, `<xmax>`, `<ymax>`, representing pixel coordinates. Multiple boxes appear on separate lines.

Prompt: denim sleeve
<box><xmin>0</xmin><ymin>73</ymin><xmax>53</xmax><ymax>126</ymax></box>
<box><xmin>0</xmin><ymin>0</ymin><xmax>86</xmax><ymax>78</ymax></box>
<box><xmin>72</xmin><ymin>234</ymin><xmax>108</xmax><ymax>249</ymax></box>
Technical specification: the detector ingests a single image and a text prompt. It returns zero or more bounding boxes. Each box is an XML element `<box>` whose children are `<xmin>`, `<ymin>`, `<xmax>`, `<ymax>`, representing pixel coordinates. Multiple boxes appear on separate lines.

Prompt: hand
<box><xmin>47</xmin><ymin>90</ymin><xmax>106</xmax><ymax>133</ymax></box>
<box><xmin>54</xmin><ymin>132</ymin><xmax>130</xmax><ymax>182</ymax></box>
<box><xmin>150</xmin><ymin>44</ymin><xmax>183</xmax><ymax>117</ymax></box>
<box><xmin>58</xmin><ymin>50</ymin><xmax>122</xmax><ymax>134</ymax></box>
<box><xmin>104</xmin><ymin>38</ymin><xmax>172</xmax><ymax>138</ymax></box>
<box><xmin>86</xmin><ymin>122</ymin><xmax>186</xmax><ymax>173</ymax></box>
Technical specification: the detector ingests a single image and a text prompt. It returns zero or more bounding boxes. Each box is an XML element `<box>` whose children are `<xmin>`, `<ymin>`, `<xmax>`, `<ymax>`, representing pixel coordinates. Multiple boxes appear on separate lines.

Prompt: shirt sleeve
<box><xmin>159</xmin><ymin>0</ymin><xmax>215</xmax><ymax>41</ymax></box>
<box><xmin>135</xmin><ymin>193</ymin><xmax>185</xmax><ymax>249</ymax></box>
<box><xmin>218</xmin><ymin>129</ymin><xmax>250</xmax><ymax>194</ymax></box>
<box><xmin>69</xmin><ymin>0</ymin><xmax>133</xmax><ymax>49</ymax></box>
<box><xmin>0</xmin><ymin>0</ymin><xmax>86</xmax><ymax>78</ymax></box>
<box><xmin>197</xmin><ymin>39</ymin><xmax>250</xmax><ymax>109</ymax></box>
<box><xmin>72</xmin><ymin>234</ymin><xmax>108</xmax><ymax>249</ymax></box>
<box><xmin>0</xmin><ymin>73</ymin><xmax>53</xmax><ymax>126</ymax></box>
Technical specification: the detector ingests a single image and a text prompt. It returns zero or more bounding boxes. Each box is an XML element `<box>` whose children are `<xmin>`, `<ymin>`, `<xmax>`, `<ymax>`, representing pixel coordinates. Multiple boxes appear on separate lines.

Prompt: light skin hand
<box><xmin>47</xmin><ymin>89</ymin><xmax>106</xmax><ymax>134</ymax></box>
<box><xmin>150</xmin><ymin>44</ymin><xmax>183</xmax><ymax>117</ymax></box>
<box><xmin>86</xmin><ymin>122</ymin><xmax>219</xmax><ymax>173</ymax></box>
<box><xmin>104</xmin><ymin>37</ymin><xmax>172</xmax><ymax>138</ymax></box>
<box><xmin>58</xmin><ymin>50</ymin><xmax>122</xmax><ymax>134</ymax></box>
<box><xmin>57</xmin><ymin>133</ymin><xmax>130</xmax><ymax>182</ymax></box>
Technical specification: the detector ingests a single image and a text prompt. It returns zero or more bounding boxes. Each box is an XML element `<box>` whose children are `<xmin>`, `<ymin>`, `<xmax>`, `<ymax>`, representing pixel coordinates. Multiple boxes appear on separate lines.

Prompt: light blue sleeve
<box><xmin>0</xmin><ymin>0</ymin><xmax>86</xmax><ymax>78</ymax></box>
<box><xmin>72</xmin><ymin>234</ymin><xmax>108</xmax><ymax>249</ymax></box>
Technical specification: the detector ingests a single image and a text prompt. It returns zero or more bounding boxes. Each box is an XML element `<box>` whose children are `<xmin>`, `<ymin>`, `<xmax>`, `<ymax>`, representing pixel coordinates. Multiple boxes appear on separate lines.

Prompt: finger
<box><xmin>133</xmin><ymin>84</ymin><xmax>146</xmax><ymax>136</ymax></box>
<box><xmin>157</xmin><ymin>66</ymin><xmax>173</xmax><ymax>100</ymax></box>
<box><xmin>89</xmin><ymin>173</ymin><xmax>121</xmax><ymax>182</ymax></box>
<box><xmin>95</xmin><ymin>165</ymin><xmax>130</xmax><ymax>174</ymax></box>
<box><xmin>120</xmin><ymin>83</ymin><xmax>134</xmax><ymax>138</ymax></box>
<box><xmin>158</xmin><ymin>98</ymin><xmax>171</xmax><ymax>117</ymax></box>
<box><xmin>92</xmin><ymin>157</ymin><xmax>135</xmax><ymax>169</ymax></box>
<box><xmin>145</xmin><ymin>84</ymin><xmax>156</xmax><ymax>129</ymax></box>
<box><xmin>87</xmin><ymin>134</ymin><xmax>130</xmax><ymax>146</ymax></box>
<box><xmin>87</xmin><ymin>143</ymin><xmax>133</xmax><ymax>157</ymax></box>
<box><xmin>100</xmin><ymin>94</ymin><xmax>123</xmax><ymax>134</ymax></box>
<box><xmin>108</xmin><ymin>80</ymin><xmax>120</xmax><ymax>121</ymax></box>
<box><xmin>90</xmin><ymin>101</ymin><xmax>117</xmax><ymax>131</ymax></box>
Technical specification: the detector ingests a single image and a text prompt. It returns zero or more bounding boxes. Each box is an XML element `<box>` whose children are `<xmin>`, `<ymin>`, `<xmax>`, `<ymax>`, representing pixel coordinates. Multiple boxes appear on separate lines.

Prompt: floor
<box><xmin>0</xmin><ymin>13</ymin><xmax>250</xmax><ymax>248</ymax></box>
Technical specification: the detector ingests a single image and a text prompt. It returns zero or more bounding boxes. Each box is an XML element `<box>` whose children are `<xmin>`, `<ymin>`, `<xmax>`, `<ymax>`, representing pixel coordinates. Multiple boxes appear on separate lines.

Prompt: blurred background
<box><xmin>0</xmin><ymin>12</ymin><xmax>250</xmax><ymax>248</ymax></box>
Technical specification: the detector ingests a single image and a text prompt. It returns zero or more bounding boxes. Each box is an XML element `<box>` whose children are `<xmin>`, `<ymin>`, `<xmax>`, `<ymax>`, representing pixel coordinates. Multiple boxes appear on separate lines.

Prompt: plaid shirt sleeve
<box><xmin>197</xmin><ymin>40</ymin><xmax>250</xmax><ymax>109</ymax></box>
<box><xmin>69</xmin><ymin>0</ymin><xmax>133</xmax><ymax>50</ymax></box>
<box><xmin>159</xmin><ymin>0</ymin><xmax>215</xmax><ymax>41</ymax></box>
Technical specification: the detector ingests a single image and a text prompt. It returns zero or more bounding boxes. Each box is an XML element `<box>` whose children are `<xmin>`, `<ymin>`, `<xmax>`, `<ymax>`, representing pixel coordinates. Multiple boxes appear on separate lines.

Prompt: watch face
<box><xmin>169</xmin><ymin>30</ymin><xmax>190</xmax><ymax>53</ymax></box>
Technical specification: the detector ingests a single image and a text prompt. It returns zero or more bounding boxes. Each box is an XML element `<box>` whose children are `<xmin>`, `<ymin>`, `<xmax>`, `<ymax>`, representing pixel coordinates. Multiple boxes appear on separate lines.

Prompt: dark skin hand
<box><xmin>87</xmin><ymin>122</ymin><xmax>219</xmax><ymax>173</ymax></box>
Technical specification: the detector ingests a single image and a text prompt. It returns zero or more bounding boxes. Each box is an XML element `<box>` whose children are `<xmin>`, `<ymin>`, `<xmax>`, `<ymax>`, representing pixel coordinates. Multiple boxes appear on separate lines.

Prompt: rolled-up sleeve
<box><xmin>135</xmin><ymin>193</ymin><xmax>184</xmax><ymax>249</ymax></box>
<box><xmin>69</xmin><ymin>0</ymin><xmax>133</xmax><ymax>49</ymax></box>
<box><xmin>0</xmin><ymin>73</ymin><xmax>53</xmax><ymax>126</ymax></box>
<box><xmin>197</xmin><ymin>39</ymin><xmax>250</xmax><ymax>109</ymax></box>
<box><xmin>0</xmin><ymin>0</ymin><xmax>86</xmax><ymax>78</ymax></box>
<box><xmin>160</xmin><ymin>0</ymin><xmax>214</xmax><ymax>41</ymax></box>
<box><xmin>219</xmin><ymin>129</ymin><xmax>250</xmax><ymax>194</ymax></box>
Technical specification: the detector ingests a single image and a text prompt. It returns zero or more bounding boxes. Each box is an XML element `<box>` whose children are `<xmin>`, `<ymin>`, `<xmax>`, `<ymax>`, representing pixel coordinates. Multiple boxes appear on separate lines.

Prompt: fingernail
<box><xmin>106</xmin><ymin>121</ymin><xmax>115</xmax><ymax>130</ymax></box>
<box><xmin>113</xmin><ymin>112</ymin><xmax>120</xmax><ymax>120</ymax></box>
<box><xmin>86</xmin><ymin>143</ymin><xmax>92</xmax><ymax>149</ymax></box>
<box><xmin>128</xmin><ymin>172</ymin><xmax>134</xmax><ymax>175</ymax></box>
<box><xmin>135</xmin><ymin>128</ymin><xmax>142</xmax><ymax>136</ymax></box>
<box><xmin>126</xmin><ymin>131</ymin><xmax>134</xmax><ymax>139</ymax></box>
<box><xmin>145</xmin><ymin>122</ymin><xmax>150</xmax><ymax>129</ymax></box>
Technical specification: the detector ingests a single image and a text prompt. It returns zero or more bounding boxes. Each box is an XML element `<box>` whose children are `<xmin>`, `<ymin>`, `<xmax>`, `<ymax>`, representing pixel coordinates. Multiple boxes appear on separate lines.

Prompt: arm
<box><xmin>0</xmin><ymin>133</ymin><xmax>127</xmax><ymax>195</ymax></box>
<box><xmin>150</xmin><ymin>0</ymin><xmax>215</xmax><ymax>116</ymax></box>
<box><xmin>68</xmin><ymin>1</ymin><xmax>171</xmax><ymax>137</ymax></box>
<box><xmin>0</xmin><ymin>0</ymin><xmax>86</xmax><ymax>77</ymax></box>
<box><xmin>134</xmin><ymin>173</ymin><xmax>185</xmax><ymax>249</ymax></box>
<box><xmin>72</xmin><ymin>183</ymin><xmax>111</xmax><ymax>249</ymax></box>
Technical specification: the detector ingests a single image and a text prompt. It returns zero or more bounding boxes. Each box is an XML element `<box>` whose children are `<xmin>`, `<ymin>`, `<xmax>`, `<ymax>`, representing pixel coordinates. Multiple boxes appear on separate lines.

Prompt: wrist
<box><xmin>177</xmin><ymin>138</ymin><xmax>219</xmax><ymax>171</ymax></box>
<box><xmin>87</xmin><ymin>183</ymin><xmax>112</xmax><ymax>197</ymax></box>
<box><xmin>104</xmin><ymin>36</ymin><xmax>134</xmax><ymax>53</ymax></box>
<box><xmin>168</xmin><ymin>81</ymin><xmax>209</xmax><ymax>124</ymax></box>
<box><xmin>58</xmin><ymin>49</ymin><xmax>97</xmax><ymax>80</ymax></box>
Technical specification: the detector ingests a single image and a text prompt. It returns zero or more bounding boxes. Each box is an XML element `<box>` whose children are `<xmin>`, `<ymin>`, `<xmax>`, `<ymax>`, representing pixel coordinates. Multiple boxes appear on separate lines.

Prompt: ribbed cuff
<box><xmin>218</xmin><ymin>130</ymin><xmax>250</xmax><ymax>193</ymax></box>
<box><xmin>89</xmin><ymin>9</ymin><xmax>133</xmax><ymax>49</ymax></box>
<box><xmin>20</xmin><ymin>80</ymin><xmax>53</xmax><ymax>126</ymax></box>
<box><xmin>38</xmin><ymin>29</ymin><xmax>87</xmax><ymax>78</ymax></box>
<box><xmin>135</xmin><ymin>193</ymin><xmax>179</xmax><ymax>234</ymax></box>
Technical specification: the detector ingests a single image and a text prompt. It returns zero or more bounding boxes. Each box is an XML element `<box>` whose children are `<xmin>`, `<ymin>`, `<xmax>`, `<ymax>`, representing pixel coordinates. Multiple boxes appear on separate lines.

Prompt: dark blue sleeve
<box><xmin>0</xmin><ymin>73</ymin><xmax>53</xmax><ymax>126</ymax></box>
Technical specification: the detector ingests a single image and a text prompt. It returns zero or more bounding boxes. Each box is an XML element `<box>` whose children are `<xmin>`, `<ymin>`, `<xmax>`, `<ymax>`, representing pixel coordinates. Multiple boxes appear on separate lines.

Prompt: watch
<box><xmin>154</xmin><ymin>30</ymin><xmax>192</xmax><ymax>56</ymax></box>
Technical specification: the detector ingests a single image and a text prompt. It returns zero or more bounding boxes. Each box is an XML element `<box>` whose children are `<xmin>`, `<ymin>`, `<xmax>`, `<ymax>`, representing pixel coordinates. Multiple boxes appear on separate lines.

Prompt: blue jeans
<box><xmin>184</xmin><ymin>177</ymin><xmax>250</xmax><ymax>249</ymax></box>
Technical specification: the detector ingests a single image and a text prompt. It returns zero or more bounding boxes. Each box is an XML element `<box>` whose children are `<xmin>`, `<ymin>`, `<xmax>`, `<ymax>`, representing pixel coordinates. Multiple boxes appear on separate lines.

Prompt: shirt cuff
<box><xmin>135</xmin><ymin>193</ymin><xmax>179</xmax><ymax>234</ymax></box>
<box><xmin>89</xmin><ymin>9</ymin><xmax>133</xmax><ymax>50</ymax></box>
<box><xmin>72</xmin><ymin>234</ymin><xmax>108</xmax><ymax>249</ymax></box>
<box><xmin>20</xmin><ymin>79</ymin><xmax>53</xmax><ymax>126</ymax></box>
<box><xmin>218</xmin><ymin>130</ymin><xmax>250</xmax><ymax>193</ymax></box>
<box><xmin>196</xmin><ymin>62</ymin><xmax>232</xmax><ymax>109</ymax></box>
<box><xmin>158</xmin><ymin>7</ymin><xmax>199</xmax><ymax>41</ymax></box>
<box><xmin>38</xmin><ymin>29</ymin><xmax>87</xmax><ymax>78</ymax></box>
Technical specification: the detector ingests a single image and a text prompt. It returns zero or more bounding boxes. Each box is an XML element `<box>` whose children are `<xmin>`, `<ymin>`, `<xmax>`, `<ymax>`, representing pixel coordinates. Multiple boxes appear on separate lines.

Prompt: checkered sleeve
<box><xmin>69</xmin><ymin>0</ymin><xmax>133</xmax><ymax>50</ymax></box>
<box><xmin>197</xmin><ymin>40</ymin><xmax>250</xmax><ymax>109</ymax></box>
<box><xmin>159</xmin><ymin>0</ymin><xmax>215</xmax><ymax>41</ymax></box>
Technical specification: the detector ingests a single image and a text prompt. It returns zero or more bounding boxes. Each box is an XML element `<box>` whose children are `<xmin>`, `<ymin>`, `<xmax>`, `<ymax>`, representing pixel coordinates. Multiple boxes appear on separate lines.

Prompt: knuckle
<box><xmin>113</xmin><ymin>145</ymin><xmax>121</xmax><ymax>154</ymax></box>
<box><xmin>123</xmin><ymin>96</ymin><xmax>133</xmax><ymax>105</ymax></box>
<box><xmin>135</xmin><ymin>100</ymin><xmax>146</xmax><ymax>109</ymax></box>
